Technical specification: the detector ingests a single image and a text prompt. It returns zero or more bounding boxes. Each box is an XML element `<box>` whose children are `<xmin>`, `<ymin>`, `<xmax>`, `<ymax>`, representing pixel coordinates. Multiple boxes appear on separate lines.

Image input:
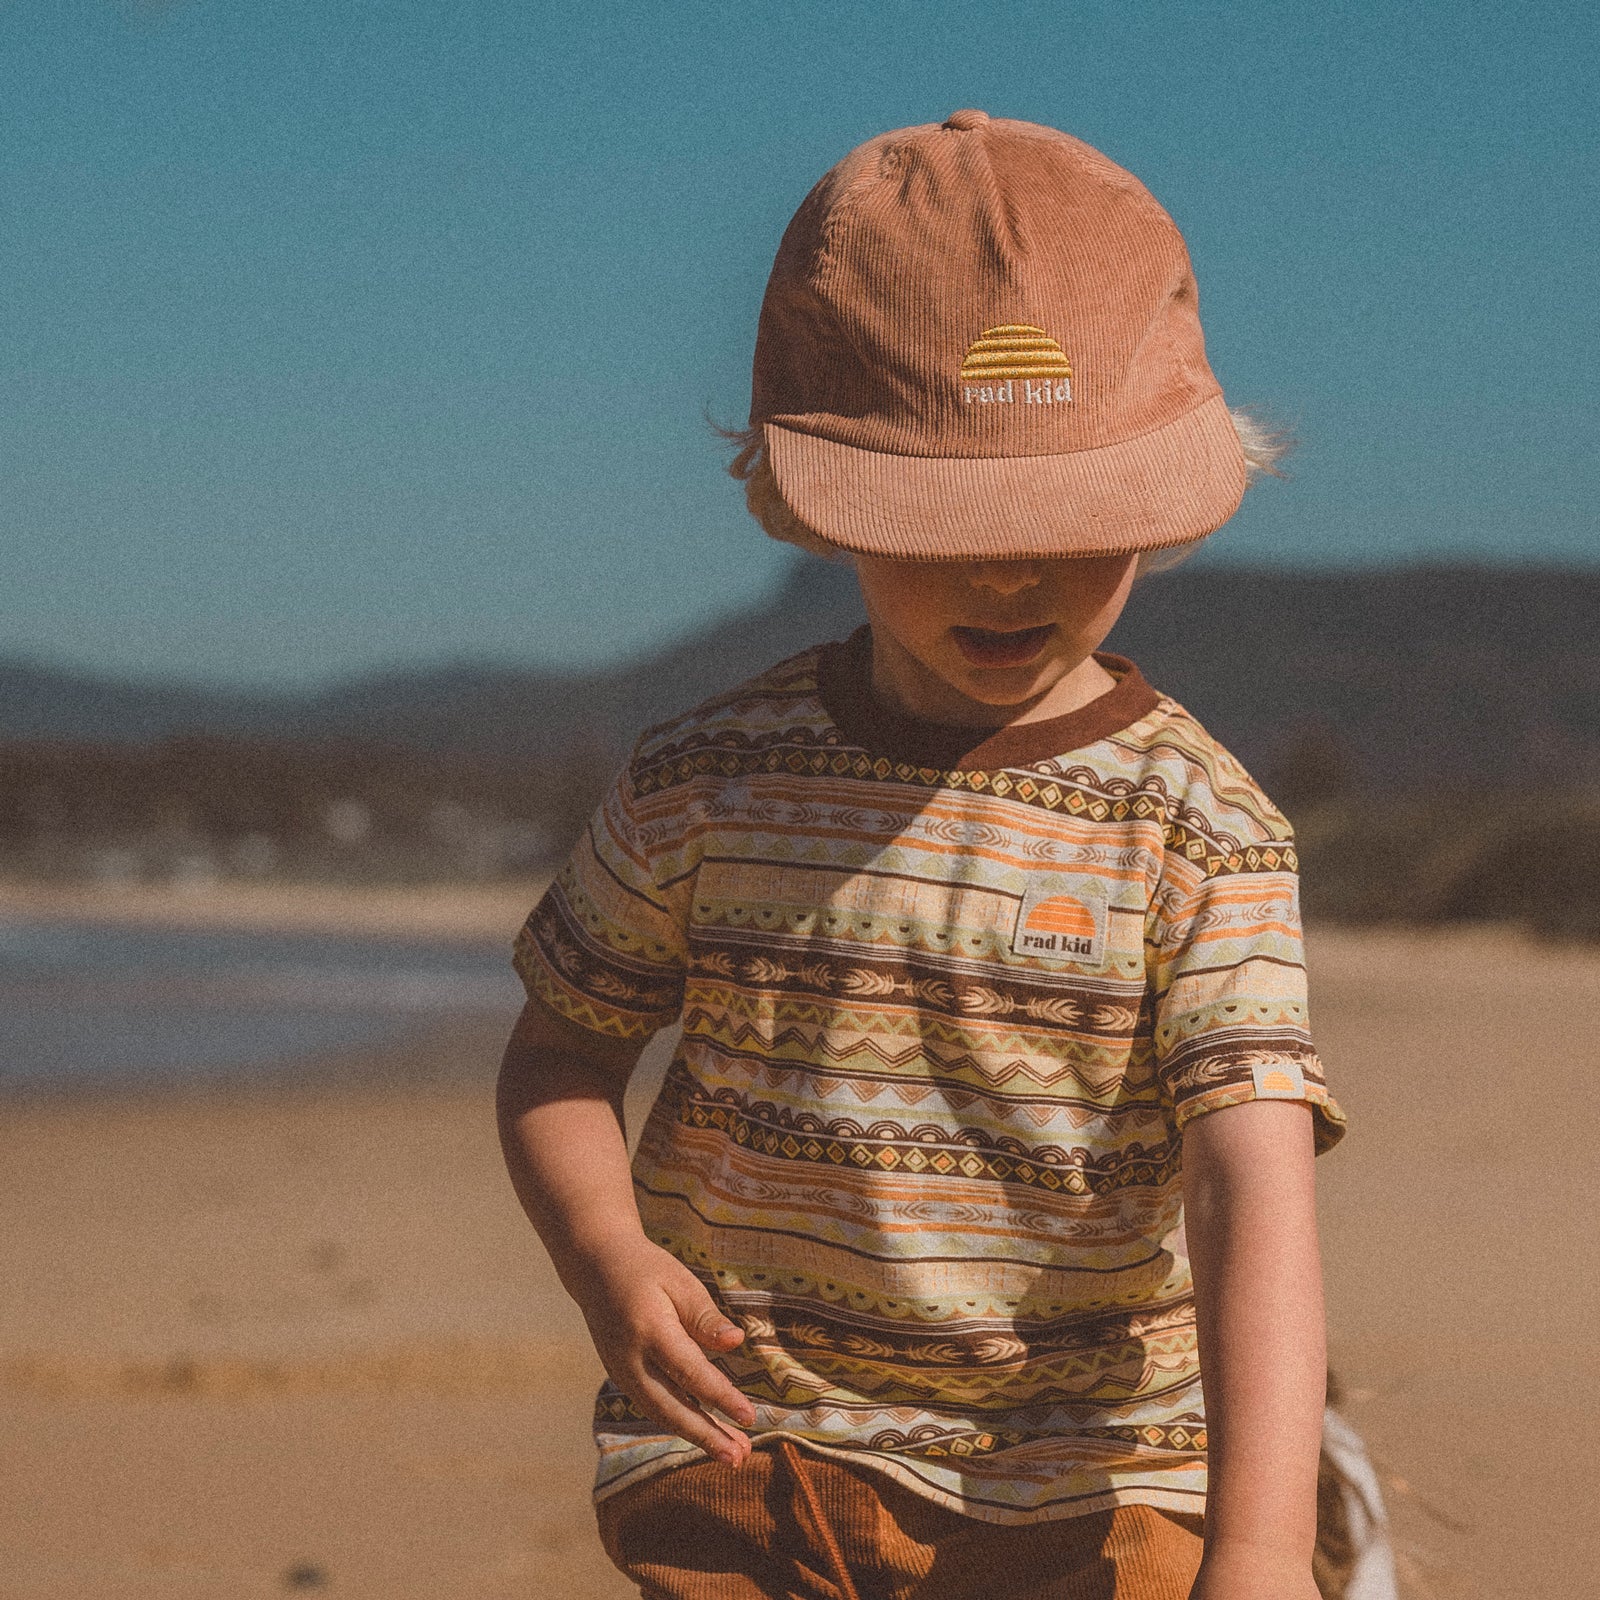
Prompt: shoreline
<box><xmin>0</xmin><ymin>1012</ymin><xmax>524</xmax><ymax>1111</ymax></box>
<box><xmin>2</xmin><ymin>913</ymin><xmax>1594</xmax><ymax>1115</ymax></box>
<box><xmin>0</xmin><ymin>875</ymin><xmax>548</xmax><ymax>943</ymax></box>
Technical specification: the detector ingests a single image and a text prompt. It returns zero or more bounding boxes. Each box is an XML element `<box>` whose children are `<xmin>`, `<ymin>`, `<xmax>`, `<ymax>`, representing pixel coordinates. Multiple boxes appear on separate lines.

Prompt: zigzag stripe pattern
<box><xmin>513</xmin><ymin>640</ymin><xmax>1345</xmax><ymax>1520</ymax></box>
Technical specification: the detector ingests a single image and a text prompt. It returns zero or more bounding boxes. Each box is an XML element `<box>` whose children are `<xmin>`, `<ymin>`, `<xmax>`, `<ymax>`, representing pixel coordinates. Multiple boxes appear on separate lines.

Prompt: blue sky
<box><xmin>2</xmin><ymin>0</ymin><xmax>1596</xmax><ymax>686</ymax></box>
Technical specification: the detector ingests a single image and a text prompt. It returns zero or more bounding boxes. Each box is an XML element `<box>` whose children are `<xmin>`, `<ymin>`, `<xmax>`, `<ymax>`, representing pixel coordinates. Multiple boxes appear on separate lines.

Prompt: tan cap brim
<box><xmin>764</xmin><ymin>392</ymin><xmax>1247</xmax><ymax>560</ymax></box>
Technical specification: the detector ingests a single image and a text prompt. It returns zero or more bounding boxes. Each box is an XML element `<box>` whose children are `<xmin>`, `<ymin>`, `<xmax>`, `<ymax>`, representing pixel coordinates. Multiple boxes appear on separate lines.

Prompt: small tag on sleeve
<box><xmin>1251</xmin><ymin>1059</ymin><xmax>1308</xmax><ymax>1099</ymax></box>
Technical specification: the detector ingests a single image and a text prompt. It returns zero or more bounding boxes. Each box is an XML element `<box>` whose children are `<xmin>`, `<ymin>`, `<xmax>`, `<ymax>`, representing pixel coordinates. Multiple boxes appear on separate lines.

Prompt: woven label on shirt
<box><xmin>1011</xmin><ymin>878</ymin><xmax>1106</xmax><ymax>966</ymax></box>
<box><xmin>1251</xmin><ymin>1058</ymin><xmax>1308</xmax><ymax>1099</ymax></box>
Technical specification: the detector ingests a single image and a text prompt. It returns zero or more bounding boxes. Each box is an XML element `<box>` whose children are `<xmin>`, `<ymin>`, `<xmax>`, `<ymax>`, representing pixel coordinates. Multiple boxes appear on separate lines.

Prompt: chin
<box><xmin>947</xmin><ymin>662</ymin><xmax>1061</xmax><ymax>707</ymax></box>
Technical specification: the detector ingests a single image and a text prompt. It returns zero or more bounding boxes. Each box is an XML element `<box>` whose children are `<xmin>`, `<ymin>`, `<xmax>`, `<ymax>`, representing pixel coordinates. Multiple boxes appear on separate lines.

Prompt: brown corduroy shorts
<box><xmin>595</xmin><ymin>1440</ymin><xmax>1205</xmax><ymax>1600</ymax></box>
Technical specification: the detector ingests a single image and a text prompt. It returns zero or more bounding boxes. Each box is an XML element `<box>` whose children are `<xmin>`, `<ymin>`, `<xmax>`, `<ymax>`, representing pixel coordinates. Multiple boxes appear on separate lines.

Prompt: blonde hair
<box><xmin>722</xmin><ymin>408</ymin><xmax>1293</xmax><ymax>578</ymax></box>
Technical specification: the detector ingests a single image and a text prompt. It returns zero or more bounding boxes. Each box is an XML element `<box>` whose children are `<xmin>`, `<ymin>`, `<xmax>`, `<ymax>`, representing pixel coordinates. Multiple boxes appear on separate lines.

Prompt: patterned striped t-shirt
<box><xmin>514</xmin><ymin>631</ymin><xmax>1344</xmax><ymax>1524</ymax></box>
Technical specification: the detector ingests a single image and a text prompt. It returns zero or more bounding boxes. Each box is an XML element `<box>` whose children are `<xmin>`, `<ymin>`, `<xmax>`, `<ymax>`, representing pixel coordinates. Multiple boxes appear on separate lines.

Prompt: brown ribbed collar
<box><xmin>816</xmin><ymin>625</ymin><xmax>1161</xmax><ymax>772</ymax></box>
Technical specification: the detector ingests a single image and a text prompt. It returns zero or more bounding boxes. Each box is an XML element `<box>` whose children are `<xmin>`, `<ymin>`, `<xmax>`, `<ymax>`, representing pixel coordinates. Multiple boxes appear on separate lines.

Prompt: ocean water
<box><xmin>0</xmin><ymin>918</ymin><xmax>523</xmax><ymax>1092</ymax></box>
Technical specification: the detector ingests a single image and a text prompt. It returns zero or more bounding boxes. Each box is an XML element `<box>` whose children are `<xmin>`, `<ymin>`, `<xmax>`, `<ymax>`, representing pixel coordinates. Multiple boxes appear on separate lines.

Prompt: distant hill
<box><xmin>1109</xmin><ymin>563</ymin><xmax>1600</xmax><ymax>794</ymax></box>
<box><xmin>0</xmin><ymin>559</ymin><xmax>861</xmax><ymax>757</ymax></box>
<box><xmin>3</xmin><ymin>560</ymin><xmax>1597</xmax><ymax>793</ymax></box>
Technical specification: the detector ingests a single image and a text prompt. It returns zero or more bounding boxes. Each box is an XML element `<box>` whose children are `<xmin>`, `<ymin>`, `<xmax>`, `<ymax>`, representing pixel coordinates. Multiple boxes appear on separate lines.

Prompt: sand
<box><xmin>2</xmin><ymin>916</ymin><xmax>1597</xmax><ymax>1599</ymax></box>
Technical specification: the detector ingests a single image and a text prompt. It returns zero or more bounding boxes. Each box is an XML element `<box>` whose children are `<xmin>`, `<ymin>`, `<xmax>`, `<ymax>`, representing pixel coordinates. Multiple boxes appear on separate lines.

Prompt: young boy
<box><xmin>498</xmin><ymin>111</ymin><xmax>1346</xmax><ymax>1600</ymax></box>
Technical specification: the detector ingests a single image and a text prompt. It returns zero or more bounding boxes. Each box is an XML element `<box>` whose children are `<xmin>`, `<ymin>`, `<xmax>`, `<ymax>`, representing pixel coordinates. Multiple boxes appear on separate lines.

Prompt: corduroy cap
<box><xmin>750</xmin><ymin>110</ymin><xmax>1246</xmax><ymax>559</ymax></box>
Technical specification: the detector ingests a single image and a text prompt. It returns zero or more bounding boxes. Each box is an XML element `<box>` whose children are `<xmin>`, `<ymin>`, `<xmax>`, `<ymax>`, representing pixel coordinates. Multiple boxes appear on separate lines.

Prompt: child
<box><xmin>498</xmin><ymin>110</ymin><xmax>1348</xmax><ymax>1600</ymax></box>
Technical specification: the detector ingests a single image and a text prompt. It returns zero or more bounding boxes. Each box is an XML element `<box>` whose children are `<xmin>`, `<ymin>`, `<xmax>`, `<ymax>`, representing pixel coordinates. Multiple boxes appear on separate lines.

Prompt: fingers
<box><xmin>635</xmin><ymin>1360</ymin><xmax>753</xmax><ymax>1467</ymax></box>
<box><xmin>599</xmin><ymin>1310</ymin><xmax>758</xmax><ymax>1465</ymax></box>
<box><xmin>611</xmin><ymin>1339</ymin><xmax>753</xmax><ymax>1465</ymax></box>
<box><xmin>586</xmin><ymin>1256</ymin><xmax>760</xmax><ymax>1464</ymax></box>
<box><xmin>650</xmin><ymin>1323</ymin><xmax>758</xmax><ymax>1429</ymax></box>
<box><xmin>663</xmin><ymin>1275</ymin><xmax>747</xmax><ymax>1356</ymax></box>
<box><xmin>657</xmin><ymin>1278</ymin><xmax>757</xmax><ymax>1423</ymax></box>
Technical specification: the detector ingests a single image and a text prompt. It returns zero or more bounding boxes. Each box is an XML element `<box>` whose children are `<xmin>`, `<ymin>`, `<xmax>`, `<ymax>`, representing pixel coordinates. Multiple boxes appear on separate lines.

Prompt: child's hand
<box><xmin>573</xmin><ymin>1233</ymin><xmax>758</xmax><ymax>1467</ymax></box>
<box><xmin>495</xmin><ymin>1000</ymin><xmax>758</xmax><ymax>1467</ymax></box>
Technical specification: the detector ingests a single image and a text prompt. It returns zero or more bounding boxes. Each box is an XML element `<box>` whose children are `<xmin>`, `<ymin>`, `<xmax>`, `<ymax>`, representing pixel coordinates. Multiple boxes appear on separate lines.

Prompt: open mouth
<box><xmin>950</xmin><ymin>623</ymin><xmax>1057</xmax><ymax>669</ymax></box>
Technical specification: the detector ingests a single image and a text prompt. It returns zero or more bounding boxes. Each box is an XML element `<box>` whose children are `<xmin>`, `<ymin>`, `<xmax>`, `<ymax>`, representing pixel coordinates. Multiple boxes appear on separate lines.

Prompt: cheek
<box><xmin>886</xmin><ymin>587</ymin><xmax>951</xmax><ymax>643</ymax></box>
<box><xmin>856</xmin><ymin>565</ymin><xmax>956</xmax><ymax>642</ymax></box>
<box><xmin>1051</xmin><ymin>560</ymin><xmax>1137</xmax><ymax>630</ymax></box>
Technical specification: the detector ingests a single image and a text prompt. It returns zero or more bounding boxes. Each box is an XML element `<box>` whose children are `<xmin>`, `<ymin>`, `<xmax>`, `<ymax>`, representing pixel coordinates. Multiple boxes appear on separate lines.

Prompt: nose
<box><xmin>966</xmin><ymin>561</ymin><xmax>1042</xmax><ymax>597</ymax></box>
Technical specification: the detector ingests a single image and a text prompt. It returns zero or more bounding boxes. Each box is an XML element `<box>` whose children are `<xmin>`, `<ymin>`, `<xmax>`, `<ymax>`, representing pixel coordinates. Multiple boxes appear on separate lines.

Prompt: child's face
<box><xmin>853</xmin><ymin>552</ymin><xmax>1138</xmax><ymax>722</ymax></box>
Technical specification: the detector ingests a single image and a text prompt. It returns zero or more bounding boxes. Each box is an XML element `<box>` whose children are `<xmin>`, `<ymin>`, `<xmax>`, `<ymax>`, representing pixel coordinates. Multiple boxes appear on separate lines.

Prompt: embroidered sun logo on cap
<box><xmin>960</xmin><ymin>325</ymin><xmax>1073</xmax><ymax>407</ymax></box>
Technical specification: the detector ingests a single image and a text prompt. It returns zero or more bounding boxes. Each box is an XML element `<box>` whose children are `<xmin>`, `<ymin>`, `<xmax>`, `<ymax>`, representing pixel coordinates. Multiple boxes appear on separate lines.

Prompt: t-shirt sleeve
<box><xmin>512</xmin><ymin>752</ymin><xmax>691</xmax><ymax>1041</ymax></box>
<box><xmin>1148</xmin><ymin>815</ymin><xmax>1346</xmax><ymax>1154</ymax></box>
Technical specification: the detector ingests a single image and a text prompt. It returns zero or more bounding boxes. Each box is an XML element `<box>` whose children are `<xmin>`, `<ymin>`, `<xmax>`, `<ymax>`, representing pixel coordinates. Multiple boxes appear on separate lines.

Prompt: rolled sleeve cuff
<box><xmin>1168</xmin><ymin>1051</ymin><xmax>1346</xmax><ymax>1154</ymax></box>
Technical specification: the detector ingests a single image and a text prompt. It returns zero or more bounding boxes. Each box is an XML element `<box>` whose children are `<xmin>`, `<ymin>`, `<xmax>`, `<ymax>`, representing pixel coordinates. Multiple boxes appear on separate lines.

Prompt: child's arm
<box><xmin>1182</xmin><ymin>1099</ymin><xmax>1325</xmax><ymax>1600</ymax></box>
<box><xmin>495</xmin><ymin>997</ymin><xmax>757</xmax><ymax>1466</ymax></box>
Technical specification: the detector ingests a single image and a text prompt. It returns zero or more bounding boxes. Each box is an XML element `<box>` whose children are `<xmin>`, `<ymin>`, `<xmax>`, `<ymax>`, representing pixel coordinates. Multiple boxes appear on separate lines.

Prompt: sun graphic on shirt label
<box><xmin>1011</xmin><ymin>882</ymin><xmax>1105</xmax><ymax>964</ymax></box>
<box><xmin>1251</xmin><ymin>1060</ymin><xmax>1309</xmax><ymax>1100</ymax></box>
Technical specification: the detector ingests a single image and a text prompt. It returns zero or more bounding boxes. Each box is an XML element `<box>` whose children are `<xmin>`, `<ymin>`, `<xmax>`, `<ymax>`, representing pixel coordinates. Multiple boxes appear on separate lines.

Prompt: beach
<box><xmin>2</xmin><ymin>892</ymin><xmax>1595</xmax><ymax>1598</ymax></box>
<box><xmin>0</xmin><ymin>878</ymin><xmax>551</xmax><ymax>944</ymax></box>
